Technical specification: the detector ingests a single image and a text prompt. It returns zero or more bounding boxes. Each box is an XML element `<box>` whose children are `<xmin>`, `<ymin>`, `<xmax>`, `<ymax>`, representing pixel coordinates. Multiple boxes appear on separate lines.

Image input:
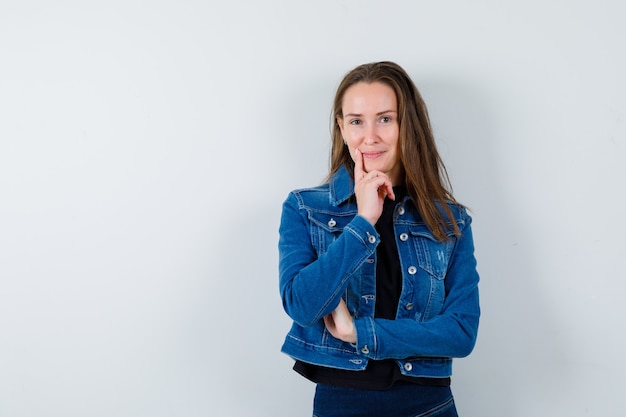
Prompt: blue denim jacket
<box><xmin>278</xmin><ymin>166</ymin><xmax>480</xmax><ymax>379</ymax></box>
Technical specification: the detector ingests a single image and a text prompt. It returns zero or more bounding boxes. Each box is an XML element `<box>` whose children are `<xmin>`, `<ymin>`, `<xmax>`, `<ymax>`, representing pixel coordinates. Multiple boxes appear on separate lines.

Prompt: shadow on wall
<box><xmin>198</xmin><ymin>74</ymin><xmax>344</xmax><ymax>416</ymax></box>
<box><xmin>200</xmin><ymin>200</ymin><xmax>312</xmax><ymax>416</ymax></box>
<box><xmin>420</xmin><ymin>77</ymin><xmax>574</xmax><ymax>415</ymax></box>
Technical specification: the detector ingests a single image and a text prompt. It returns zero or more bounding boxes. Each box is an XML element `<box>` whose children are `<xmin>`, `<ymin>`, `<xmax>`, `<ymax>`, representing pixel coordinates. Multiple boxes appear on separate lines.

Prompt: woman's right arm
<box><xmin>278</xmin><ymin>192</ymin><xmax>379</xmax><ymax>328</ymax></box>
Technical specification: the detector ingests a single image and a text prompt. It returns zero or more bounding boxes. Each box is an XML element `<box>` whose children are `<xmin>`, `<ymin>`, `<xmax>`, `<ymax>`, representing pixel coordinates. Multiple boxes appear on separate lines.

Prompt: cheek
<box><xmin>387</xmin><ymin>126</ymin><xmax>400</xmax><ymax>142</ymax></box>
<box><xmin>388</xmin><ymin>132</ymin><xmax>401</xmax><ymax>150</ymax></box>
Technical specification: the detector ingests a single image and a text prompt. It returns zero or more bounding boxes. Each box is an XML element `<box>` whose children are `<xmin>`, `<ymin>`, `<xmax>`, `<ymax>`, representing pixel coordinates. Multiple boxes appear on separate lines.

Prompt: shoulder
<box><xmin>283</xmin><ymin>183</ymin><xmax>332</xmax><ymax>209</ymax></box>
<box><xmin>438</xmin><ymin>201</ymin><xmax>473</xmax><ymax>240</ymax></box>
<box><xmin>441</xmin><ymin>201</ymin><xmax>471</xmax><ymax>224</ymax></box>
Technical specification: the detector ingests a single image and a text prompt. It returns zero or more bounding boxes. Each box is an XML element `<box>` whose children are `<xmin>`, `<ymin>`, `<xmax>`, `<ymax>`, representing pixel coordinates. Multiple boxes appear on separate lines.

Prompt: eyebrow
<box><xmin>344</xmin><ymin>110</ymin><xmax>398</xmax><ymax>118</ymax></box>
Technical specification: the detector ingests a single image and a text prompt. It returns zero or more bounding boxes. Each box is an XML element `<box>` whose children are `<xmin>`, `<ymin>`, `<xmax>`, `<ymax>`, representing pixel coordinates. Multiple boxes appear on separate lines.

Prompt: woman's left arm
<box><xmin>352</xmin><ymin>217</ymin><xmax>480</xmax><ymax>359</ymax></box>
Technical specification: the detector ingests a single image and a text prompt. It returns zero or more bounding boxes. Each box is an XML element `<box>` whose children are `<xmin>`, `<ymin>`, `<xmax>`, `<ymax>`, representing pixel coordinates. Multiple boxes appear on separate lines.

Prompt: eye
<box><xmin>380</xmin><ymin>116</ymin><xmax>392</xmax><ymax>123</ymax></box>
<box><xmin>349</xmin><ymin>119</ymin><xmax>362</xmax><ymax>125</ymax></box>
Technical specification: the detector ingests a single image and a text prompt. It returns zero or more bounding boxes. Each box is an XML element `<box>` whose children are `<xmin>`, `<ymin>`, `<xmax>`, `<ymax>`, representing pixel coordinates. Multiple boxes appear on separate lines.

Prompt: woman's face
<box><xmin>338</xmin><ymin>81</ymin><xmax>403</xmax><ymax>185</ymax></box>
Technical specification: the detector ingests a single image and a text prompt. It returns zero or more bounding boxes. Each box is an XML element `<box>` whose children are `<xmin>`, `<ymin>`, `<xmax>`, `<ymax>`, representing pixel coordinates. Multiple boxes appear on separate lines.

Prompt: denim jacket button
<box><xmin>328</xmin><ymin>219</ymin><xmax>336</xmax><ymax>228</ymax></box>
<box><xmin>398</xmin><ymin>206</ymin><xmax>405</xmax><ymax>216</ymax></box>
<box><xmin>405</xmin><ymin>303</ymin><xmax>414</xmax><ymax>310</ymax></box>
<box><xmin>399</xmin><ymin>233</ymin><xmax>408</xmax><ymax>242</ymax></box>
<box><xmin>367</xmin><ymin>234</ymin><xmax>376</xmax><ymax>244</ymax></box>
<box><xmin>361</xmin><ymin>346</ymin><xmax>369</xmax><ymax>354</ymax></box>
<box><xmin>404</xmin><ymin>362</ymin><xmax>413</xmax><ymax>371</ymax></box>
<box><xmin>408</xmin><ymin>266</ymin><xmax>417</xmax><ymax>275</ymax></box>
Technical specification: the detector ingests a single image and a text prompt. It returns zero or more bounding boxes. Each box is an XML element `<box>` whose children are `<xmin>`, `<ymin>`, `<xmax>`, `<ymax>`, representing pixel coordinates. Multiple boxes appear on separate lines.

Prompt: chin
<box><xmin>366</xmin><ymin>163</ymin><xmax>389</xmax><ymax>173</ymax></box>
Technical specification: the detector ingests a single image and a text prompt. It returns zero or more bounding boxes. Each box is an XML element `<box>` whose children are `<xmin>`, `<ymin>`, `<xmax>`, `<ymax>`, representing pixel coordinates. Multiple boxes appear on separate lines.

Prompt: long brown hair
<box><xmin>327</xmin><ymin>61</ymin><xmax>462</xmax><ymax>241</ymax></box>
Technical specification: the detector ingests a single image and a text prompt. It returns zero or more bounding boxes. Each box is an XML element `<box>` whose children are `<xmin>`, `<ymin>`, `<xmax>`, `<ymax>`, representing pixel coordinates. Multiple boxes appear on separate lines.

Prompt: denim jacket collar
<box><xmin>330</xmin><ymin>165</ymin><xmax>355</xmax><ymax>206</ymax></box>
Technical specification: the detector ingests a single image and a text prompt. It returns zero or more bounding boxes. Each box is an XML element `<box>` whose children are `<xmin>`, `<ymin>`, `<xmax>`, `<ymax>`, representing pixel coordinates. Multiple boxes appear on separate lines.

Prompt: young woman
<box><xmin>278</xmin><ymin>61</ymin><xmax>480</xmax><ymax>417</ymax></box>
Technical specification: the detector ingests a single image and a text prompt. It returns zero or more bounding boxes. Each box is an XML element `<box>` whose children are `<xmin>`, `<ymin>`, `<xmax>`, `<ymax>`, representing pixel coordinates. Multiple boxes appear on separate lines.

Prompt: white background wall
<box><xmin>1</xmin><ymin>1</ymin><xmax>624</xmax><ymax>416</ymax></box>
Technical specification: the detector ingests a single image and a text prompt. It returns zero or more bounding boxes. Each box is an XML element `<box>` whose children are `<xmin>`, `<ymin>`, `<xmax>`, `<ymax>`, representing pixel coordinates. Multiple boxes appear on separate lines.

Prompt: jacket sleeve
<box><xmin>278</xmin><ymin>192</ymin><xmax>379</xmax><ymax>327</ymax></box>
<box><xmin>353</xmin><ymin>211</ymin><xmax>480</xmax><ymax>359</ymax></box>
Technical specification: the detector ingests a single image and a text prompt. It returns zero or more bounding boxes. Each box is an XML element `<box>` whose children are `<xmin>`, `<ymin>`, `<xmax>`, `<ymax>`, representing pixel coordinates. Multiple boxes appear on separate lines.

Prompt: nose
<box><xmin>363</xmin><ymin>124</ymin><xmax>378</xmax><ymax>145</ymax></box>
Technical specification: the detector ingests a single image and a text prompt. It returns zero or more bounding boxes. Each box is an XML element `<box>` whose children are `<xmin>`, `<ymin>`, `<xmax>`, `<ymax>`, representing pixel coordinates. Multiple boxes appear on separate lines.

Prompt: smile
<box><xmin>361</xmin><ymin>151</ymin><xmax>385</xmax><ymax>159</ymax></box>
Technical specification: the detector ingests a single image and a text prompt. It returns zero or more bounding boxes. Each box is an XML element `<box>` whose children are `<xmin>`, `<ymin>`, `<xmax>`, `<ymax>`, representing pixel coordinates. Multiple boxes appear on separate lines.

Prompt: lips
<box><xmin>361</xmin><ymin>151</ymin><xmax>385</xmax><ymax>159</ymax></box>
<box><xmin>361</xmin><ymin>151</ymin><xmax>385</xmax><ymax>158</ymax></box>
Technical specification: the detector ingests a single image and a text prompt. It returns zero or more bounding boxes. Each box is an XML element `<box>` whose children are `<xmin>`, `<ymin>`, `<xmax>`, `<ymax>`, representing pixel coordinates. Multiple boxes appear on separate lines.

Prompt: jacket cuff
<box><xmin>354</xmin><ymin>316</ymin><xmax>376</xmax><ymax>358</ymax></box>
<box><xmin>345</xmin><ymin>215</ymin><xmax>380</xmax><ymax>249</ymax></box>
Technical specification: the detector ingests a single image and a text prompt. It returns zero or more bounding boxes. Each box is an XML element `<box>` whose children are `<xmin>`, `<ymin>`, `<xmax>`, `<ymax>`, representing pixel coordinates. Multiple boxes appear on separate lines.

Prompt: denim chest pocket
<box><xmin>409</xmin><ymin>225</ymin><xmax>456</xmax><ymax>279</ymax></box>
<box><xmin>308</xmin><ymin>211</ymin><xmax>355</xmax><ymax>254</ymax></box>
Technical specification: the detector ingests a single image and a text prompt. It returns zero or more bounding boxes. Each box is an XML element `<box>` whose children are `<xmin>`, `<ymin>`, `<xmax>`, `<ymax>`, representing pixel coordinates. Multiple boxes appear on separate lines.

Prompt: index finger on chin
<box><xmin>354</xmin><ymin>149</ymin><xmax>366</xmax><ymax>179</ymax></box>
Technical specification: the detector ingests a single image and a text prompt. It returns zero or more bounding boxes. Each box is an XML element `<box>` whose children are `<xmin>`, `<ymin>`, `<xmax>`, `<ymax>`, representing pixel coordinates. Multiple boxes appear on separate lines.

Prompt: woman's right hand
<box><xmin>353</xmin><ymin>149</ymin><xmax>395</xmax><ymax>225</ymax></box>
<box><xmin>323</xmin><ymin>298</ymin><xmax>356</xmax><ymax>344</ymax></box>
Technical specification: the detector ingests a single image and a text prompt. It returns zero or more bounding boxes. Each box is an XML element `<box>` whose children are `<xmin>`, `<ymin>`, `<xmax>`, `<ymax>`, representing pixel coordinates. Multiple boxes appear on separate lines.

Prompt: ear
<box><xmin>336</xmin><ymin>116</ymin><xmax>345</xmax><ymax>137</ymax></box>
